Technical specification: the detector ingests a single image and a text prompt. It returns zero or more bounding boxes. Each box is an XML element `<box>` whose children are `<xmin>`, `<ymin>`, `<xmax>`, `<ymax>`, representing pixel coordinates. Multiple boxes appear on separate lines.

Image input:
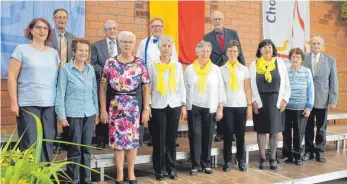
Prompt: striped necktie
<box><xmin>314</xmin><ymin>55</ymin><xmax>319</xmax><ymax>74</ymax></box>
<box><xmin>60</xmin><ymin>33</ymin><xmax>67</xmax><ymax>65</ymax></box>
<box><xmin>109</xmin><ymin>40</ymin><xmax>115</xmax><ymax>57</ymax></box>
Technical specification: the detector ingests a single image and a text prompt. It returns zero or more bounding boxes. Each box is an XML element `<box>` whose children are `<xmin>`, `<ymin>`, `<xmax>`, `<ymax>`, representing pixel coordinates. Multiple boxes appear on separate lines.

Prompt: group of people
<box><xmin>8</xmin><ymin>9</ymin><xmax>338</xmax><ymax>184</ymax></box>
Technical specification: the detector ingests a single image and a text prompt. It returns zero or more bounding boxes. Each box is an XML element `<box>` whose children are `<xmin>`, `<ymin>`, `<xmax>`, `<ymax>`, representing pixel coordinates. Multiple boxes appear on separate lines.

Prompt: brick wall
<box><xmin>1</xmin><ymin>1</ymin><xmax>347</xmax><ymax>129</ymax></box>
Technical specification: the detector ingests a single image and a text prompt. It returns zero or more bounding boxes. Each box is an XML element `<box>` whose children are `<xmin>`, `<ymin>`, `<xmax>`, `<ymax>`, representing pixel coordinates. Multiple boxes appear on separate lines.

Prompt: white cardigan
<box><xmin>249</xmin><ymin>58</ymin><xmax>291</xmax><ymax>109</ymax></box>
<box><xmin>184</xmin><ymin>63</ymin><xmax>226</xmax><ymax>113</ymax></box>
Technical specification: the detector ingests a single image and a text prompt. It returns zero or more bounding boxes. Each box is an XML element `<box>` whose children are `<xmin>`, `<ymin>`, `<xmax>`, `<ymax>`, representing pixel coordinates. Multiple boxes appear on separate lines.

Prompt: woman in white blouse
<box><xmin>220</xmin><ymin>40</ymin><xmax>252</xmax><ymax>172</ymax></box>
<box><xmin>184</xmin><ymin>40</ymin><xmax>226</xmax><ymax>176</ymax></box>
<box><xmin>148</xmin><ymin>36</ymin><xmax>187</xmax><ymax>181</ymax></box>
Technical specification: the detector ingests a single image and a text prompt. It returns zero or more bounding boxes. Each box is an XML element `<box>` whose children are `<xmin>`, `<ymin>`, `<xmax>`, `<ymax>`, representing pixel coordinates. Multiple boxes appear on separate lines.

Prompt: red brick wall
<box><xmin>1</xmin><ymin>1</ymin><xmax>347</xmax><ymax>129</ymax></box>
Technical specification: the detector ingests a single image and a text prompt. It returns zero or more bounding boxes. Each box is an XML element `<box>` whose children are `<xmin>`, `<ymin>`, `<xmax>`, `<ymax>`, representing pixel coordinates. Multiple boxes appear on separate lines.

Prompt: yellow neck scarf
<box><xmin>156</xmin><ymin>61</ymin><xmax>176</xmax><ymax>96</ymax></box>
<box><xmin>256</xmin><ymin>56</ymin><xmax>276</xmax><ymax>83</ymax></box>
<box><xmin>193</xmin><ymin>59</ymin><xmax>213</xmax><ymax>94</ymax></box>
<box><xmin>226</xmin><ymin>60</ymin><xmax>239</xmax><ymax>91</ymax></box>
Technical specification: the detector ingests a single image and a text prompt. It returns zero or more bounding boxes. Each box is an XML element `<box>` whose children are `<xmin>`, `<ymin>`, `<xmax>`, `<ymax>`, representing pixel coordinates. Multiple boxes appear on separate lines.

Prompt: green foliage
<box><xmin>336</xmin><ymin>1</ymin><xmax>347</xmax><ymax>23</ymax></box>
<box><xmin>1</xmin><ymin>110</ymin><xmax>114</xmax><ymax>184</ymax></box>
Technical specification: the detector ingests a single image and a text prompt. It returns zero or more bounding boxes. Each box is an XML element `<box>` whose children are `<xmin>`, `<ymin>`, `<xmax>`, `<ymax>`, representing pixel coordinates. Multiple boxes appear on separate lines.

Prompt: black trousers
<box><xmin>305</xmin><ymin>108</ymin><xmax>328</xmax><ymax>158</ymax></box>
<box><xmin>283</xmin><ymin>109</ymin><xmax>307</xmax><ymax>161</ymax></box>
<box><xmin>151</xmin><ymin>106</ymin><xmax>180</xmax><ymax>174</ymax></box>
<box><xmin>222</xmin><ymin>107</ymin><xmax>247</xmax><ymax>163</ymax></box>
<box><xmin>216</xmin><ymin>121</ymin><xmax>224</xmax><ymax>136</ymax></box>
<box><xmin>66</xmin><ymin>116</ymin><xmax>94</xmax><ymax>184</ymax></box>
<box><xmin>17</xmin><ymin>106</ymin><xmax>56</xmax><ymax>162</ymax></box>
<box><xmin>96</xmin><ymin>83</ymin><xmax>112</xmax><ymax>145</ymax></box>
<box><xmin>188</xmin><ymin>105</ymin><xmax>216</xmax><ymax>169</ymax></box>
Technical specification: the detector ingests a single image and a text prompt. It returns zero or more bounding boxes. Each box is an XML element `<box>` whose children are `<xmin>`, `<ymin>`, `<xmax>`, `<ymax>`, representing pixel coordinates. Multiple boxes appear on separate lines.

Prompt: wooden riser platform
<box><xmin>91</xmin><ymin>145</ymin><xmax>347</xmax><ymax>184</ymax></box>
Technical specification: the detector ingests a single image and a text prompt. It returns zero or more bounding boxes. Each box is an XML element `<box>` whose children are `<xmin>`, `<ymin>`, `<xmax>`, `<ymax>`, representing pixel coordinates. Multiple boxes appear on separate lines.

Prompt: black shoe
<box><xmin>168</xmin><ymin>171</ymin><xmax>178</xmax><ymax>180</ymax></box>
<box><xmin>223</xmin><ymin>162</ymin><xmax>231</xmax><ymax>172</ymax></box>
<box><xmin>295</xmin><ymin>160</ymin><xmax>304</xmax><ymax>166</ymax></box>
<box><xmin>232</xmin><ymin>134</ymin><xmax>237</xmax><ymax>142</ymax></box>
<box><xmin>214</xmin><ymin>135</ymin><xmax>224</xmax><ymax>142</ymax></box>
<box><xmin>96</xmin><ymin>142</ymin><xmax>105</xmax><ymax>149</ymax></box>
<box><xmin>269</xmin><ymin>159</ymin><xmax>278</xmax><ymax>170</ymax></box>
<box><xmin>281</xmin><ymin>157</ymin><xmax>294</xmax><ymax>163</ymax></box>
<box><xmin>259</xmin><ymin>159</ymin><xmax>266</xmax><ymax>170</ymax></box>
<box><xmin>129</xmin><ymin>180</ymin><xmax>137</xmax><ymax>184</ymax></box>
<box><xmin>316</xmin><ymin>157</ymin><xmax>326</xmax><ymax>162</ymax></box>
<box><xmin>147</xmin><ymin>139</ymin><xmax>153</xmax><ymax>146</ymax></box>
<box><xmin>115</xmin><ymin>181</ymin><xmax>124</xmax><ymax>184</ymax></box>
<box><xmin>204</xmin><ymin>168</ymin><xmax>213</xmax><ymax>174</ymax></box>
<box><xmin>303</xmin><ymin>152</ymin><xmax>314</xmax><ymax>161</ymax></box>
<box><xmin>155</xmin><ymin>173</ymin><xmax>164</xmax><ymax>181</ymax></box>
<box><xmin>190</xmin><ymin>169</ymin><xmax>198</xmax><ymax>176</ymax></box>
<box><xmin>238</xmin><ymin>161</ymin><xmax>247</xmax><ymax>171</ymax></box>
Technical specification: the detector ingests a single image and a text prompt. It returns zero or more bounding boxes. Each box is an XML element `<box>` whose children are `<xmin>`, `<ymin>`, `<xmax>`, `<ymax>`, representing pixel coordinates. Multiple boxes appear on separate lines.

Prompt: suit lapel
<box><xmin>52</xmin><ymin>29</ymin><xmax>59</xmax><ymax>50</ymax></box>
<box><xmin>116</xmin><ymin>39</ymin><xmax>121</xmax><ymax>54</ymax></box>
<box><xmin>101</xmin><ymin>39</ymin><xmax>110</xmax><ymax>59</ymax></box>
<box><xmin>315</xmin><ymin>53</ymin><xmax>326</xmax><ymax>76</ymax></box>
<box><xmin>210</xmin><ymin>31</ymin><xmax>222</xmax><ymax>53</ymax></box>
<box><xmin>223</xmin><ymin>29</ymin><xmax>228</xmax><ymax>52</ymax></box>
<box><xmin>304</xmin><ymin>53</ymin><xmax>313</xmax><ymax>76</ymax></box>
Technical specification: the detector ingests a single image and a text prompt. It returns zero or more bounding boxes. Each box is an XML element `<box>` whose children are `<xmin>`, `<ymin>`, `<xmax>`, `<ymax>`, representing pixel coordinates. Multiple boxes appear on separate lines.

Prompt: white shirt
<box><xmin>220</xmin><ymin>63</ymin><xmax>250</xmax><ymax>107</ymax></box>
<box><xmin>136</xmin><ymin>36</ymin><xmax>178</xmax><ymax>68</ymax></box>
<box><xmin>249</xmin><ymin>58</ymin><xmax>291</xmax><ymax>109</ymax></box>
<box><xmin>184</xmin><ymin>63</ymin><xmax>226</xmax><ymax>113</ymax></box>
<box><xmin>106</xmin><ymin>37</ymin><xmax>118</xmax><ymax>57</ymax></box>
<box><xmin>148</xmin><ymin>60</ymin><xmax>186</xmax><ymax>109</ymax></box>
<box><xmin>311</xmin><ymin>52</ymin><xmax>321</xmax><ymax>75</ymax></box>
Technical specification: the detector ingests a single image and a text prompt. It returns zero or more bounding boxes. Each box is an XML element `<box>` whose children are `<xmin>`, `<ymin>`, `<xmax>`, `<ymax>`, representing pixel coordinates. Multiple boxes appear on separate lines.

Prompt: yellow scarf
<box><xmin>226</xmin><ymin>60</ymin><xmax>239</xmax><ymax>91</ymax></box>
<box><xmin>256</xmin><ymin>56</ymin><xmax>276</xmax><ymax>83</ymax></box>
<box><xmin>193</xmin><ymin>59</ymin><xmax>213</xmax><ymax>94</ymax></box>
<box><xmin>156</xmin><ymin>62</ymin><xmax>176</xmax><ymax>96</ymax></box>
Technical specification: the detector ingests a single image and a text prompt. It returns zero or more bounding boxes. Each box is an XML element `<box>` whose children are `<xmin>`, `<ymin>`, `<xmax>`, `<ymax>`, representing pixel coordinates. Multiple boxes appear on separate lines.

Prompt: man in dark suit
<box><xmin>302</xmin><ymin>34</ymin><xmax>338</xmax><ymax>162</ymax></box>
<box><xmin>204</xmin><ymin>10</ymin><xmax>245</xmax><ymax>142</ymax></box>
<box><xmin>47</xmin><ymin>8</ymin><xmax>76</xmax><ymax>151</ymax></box>
<box><xmin>91</xmin><ymin>20</ymin><xmax>121</xmax><ymax>148</ymax></box>
<box><xmin>47</xmin><ymin>8</ymin><xmax>76</xmax><ymax>66</ymax></box>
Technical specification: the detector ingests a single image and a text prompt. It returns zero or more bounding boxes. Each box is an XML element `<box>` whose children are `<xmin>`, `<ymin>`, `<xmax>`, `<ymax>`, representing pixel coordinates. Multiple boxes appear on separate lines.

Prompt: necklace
<box><xmin>118</xmin><ymin>55</ymin><xmax>134</xmax><ymax>64</ymax></box>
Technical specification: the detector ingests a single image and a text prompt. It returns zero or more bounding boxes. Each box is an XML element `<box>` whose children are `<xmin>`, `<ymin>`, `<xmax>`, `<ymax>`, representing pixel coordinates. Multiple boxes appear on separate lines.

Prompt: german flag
<box><xmin>150</xmin><ymin>1</ymin><xmax>205</xmax><ymax>64</ymax></box>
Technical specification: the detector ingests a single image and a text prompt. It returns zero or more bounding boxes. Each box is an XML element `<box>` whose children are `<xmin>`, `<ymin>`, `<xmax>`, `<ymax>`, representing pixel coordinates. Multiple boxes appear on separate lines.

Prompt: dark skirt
<box><xmin>253</xmin><ymin>93</ymin><xmax>285</xmax><ymax>133</ymax></box>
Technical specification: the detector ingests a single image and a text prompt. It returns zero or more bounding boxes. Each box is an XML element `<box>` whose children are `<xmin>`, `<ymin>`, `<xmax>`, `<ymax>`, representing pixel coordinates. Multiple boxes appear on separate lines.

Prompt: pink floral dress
<box><xmin>101</xmin><ymin>57</ymin><xmax>150</xmax><ymax>150</ymax></box>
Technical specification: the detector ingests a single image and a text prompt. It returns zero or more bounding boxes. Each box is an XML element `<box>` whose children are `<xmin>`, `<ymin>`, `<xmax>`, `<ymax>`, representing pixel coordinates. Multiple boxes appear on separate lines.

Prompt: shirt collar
<box><xmin>55</xmin><ymin>27</ymin><xmax>65</xmax><ymax>36</ymax></box>
<box><xmin>311</xmin><ymin>52</ymin><xmax>320</xmax><ymax>59</ymax></box>
<box><xmin>289</xmin><ymin>65</ymin><xmax>304</xmax><ymax>73</ymax></box>
<box><xmin>106</xmin><ymin>37</ymin><xmax>116</xmax><ymax>44</ymax></box>
<box><xmin>69</xmin><ymin>59</ymin><xmax>90</xmax><ymax>72</ymax></box>
<box><xmin>214</xmin><ymin>27</ymin><xmax>224</xmax><ymax>35</ymax></box>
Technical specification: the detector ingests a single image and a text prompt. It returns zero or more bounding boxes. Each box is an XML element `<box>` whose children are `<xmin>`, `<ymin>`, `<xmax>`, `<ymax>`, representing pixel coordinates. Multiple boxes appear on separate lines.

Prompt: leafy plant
<box><xmin>0</xmin><ymin>110</ymin><xmax>114</xmax><ymax>184</ymax></box>
<box><xmin>336</xmin><ymin>1</ymin><xmax>347</xmax><ymax>24</ymax></box>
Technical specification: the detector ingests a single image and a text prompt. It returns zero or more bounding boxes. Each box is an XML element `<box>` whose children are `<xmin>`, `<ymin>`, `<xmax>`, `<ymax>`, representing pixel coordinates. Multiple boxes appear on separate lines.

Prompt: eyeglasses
<box><xmin>105</xmin><ymin>27</ymin><xmax>117</xmax><ymax>32</ymax></box>
<box><xmin>119</xmin><ymin>40</ymin><xmax>135</xmax><ymax>44</ymax></box>
<box><xmin>34</xmin><ymin>25</ymin><xmax>49</xmax><ymax>31</ymax></box>
<box><xmin>150</xmin><ymin>25</ymin><xmax>163</xmax><ymax>29</ymax></box>
<box><xmin>212</xmin><ymin>18</ymin><xmax>222</xmax><ymax>21</ymax></box>
<box><xmin>54</xmin><ymin>16</ymin><xmax>68</xmax><ymax>20</ymax></box>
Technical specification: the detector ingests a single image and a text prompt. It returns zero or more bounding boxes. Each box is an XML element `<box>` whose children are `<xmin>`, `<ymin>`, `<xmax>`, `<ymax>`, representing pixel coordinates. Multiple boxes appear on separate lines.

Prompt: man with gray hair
<box><xmin>91</xmin><ymin>20</ymin><xmax>121</xmax><ymax>148</ymax></box>
<box><xmin>204</xmin><ymin>10</ymin><xmax>245</xmax><ymax>142</ymax></box>
<box><xmin>136</xmin><ymin>17</ymin><xmax>179</xmax><ymax>147</ymax></box>
<box><xmin>302</xmin><ymin>34</ymin><xmax>338</xmax><ymax>162</ymax></box>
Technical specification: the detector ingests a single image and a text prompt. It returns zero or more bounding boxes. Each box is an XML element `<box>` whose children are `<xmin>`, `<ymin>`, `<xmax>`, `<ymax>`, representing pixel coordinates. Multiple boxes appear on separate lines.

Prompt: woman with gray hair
<box><xmin>148</xmin><ymin>36</ymin><xmax>186</xmax><ymax>181</ymax></box>
<box><xmin>100</xmin><ymin>31</ymin><xmax>151</xmax><ymax>184</ymax></box>
<box><xmin>184</xmin><ymin>40</ymin><xmax>226</xmax><ymax>176</ymax></box>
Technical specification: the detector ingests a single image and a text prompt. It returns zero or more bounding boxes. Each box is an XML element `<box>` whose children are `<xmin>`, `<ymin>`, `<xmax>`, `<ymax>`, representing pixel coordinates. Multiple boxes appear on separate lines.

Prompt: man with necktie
<box><xmin>204</xmin><ymin>10</ymin><xmax>245</xmax><ymax>142</ymax></box>
<box><xmin>91</xmin><ymin>20</ymin><xmax>121</xmax><ymax>148</ymax></box>
<box><xmin>136</xmin><ymin>17</ymin><xmax>178</xmax><ymax>147</ymax></box>
<box><xmin>47</xmin><ymin>8</ymin><xmax>76</xmax><ymax>67</ymax></box>
<box><xmin>302</xmin><ymin>34</ymin><xmax>338</xmax><ymax>162</ymax></box>
<box><xmin>46</xmin><ymin>8</ymin><xmax>76</xmax><ymax>151</ymax></box>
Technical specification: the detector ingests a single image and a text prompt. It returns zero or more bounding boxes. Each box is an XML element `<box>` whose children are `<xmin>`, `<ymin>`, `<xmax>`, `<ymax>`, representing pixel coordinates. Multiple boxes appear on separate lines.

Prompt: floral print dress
<box><xmin>101</xmin><ymin>57</ymin><xmax>150</xmax><ymax>150</ymax></box>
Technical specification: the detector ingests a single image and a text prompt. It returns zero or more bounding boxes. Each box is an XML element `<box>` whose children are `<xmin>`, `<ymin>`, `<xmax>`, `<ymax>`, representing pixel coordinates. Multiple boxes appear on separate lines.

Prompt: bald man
<box><xmin>204</xmin><ymin>10</ymin><xmax>245</xmax><ymax>142</ymax></box>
